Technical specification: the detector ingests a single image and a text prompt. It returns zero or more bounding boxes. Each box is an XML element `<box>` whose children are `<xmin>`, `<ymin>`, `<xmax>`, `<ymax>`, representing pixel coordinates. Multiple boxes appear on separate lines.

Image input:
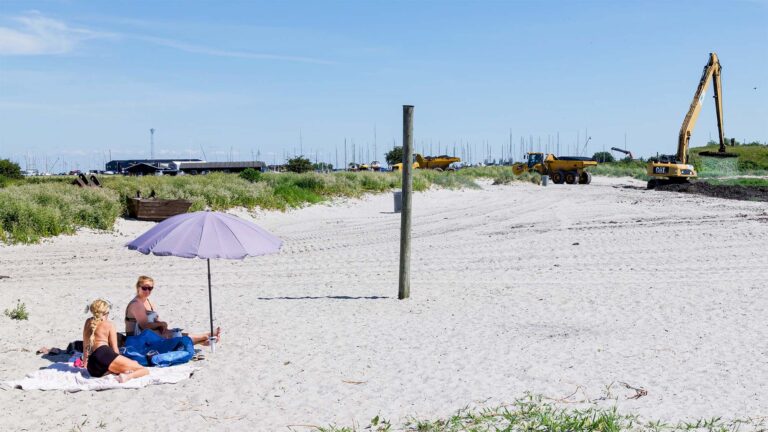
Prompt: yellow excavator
<box><xmin>647</xmin><ymin>52</ymin><xmax>736</xmax><ymax>189</ymax></box>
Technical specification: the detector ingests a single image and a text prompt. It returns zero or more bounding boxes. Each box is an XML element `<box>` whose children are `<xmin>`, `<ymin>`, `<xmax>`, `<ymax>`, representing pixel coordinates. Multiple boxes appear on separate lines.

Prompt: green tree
<box><xmin>285</xmin><ymin>156</ymin><xmax>313</xmax><ymax>173</ymax></box>
<box><xmin>239</xmin><ymin>167</ymin><xmax>262</xmax><ymax>182</ymax></box>
<box><xmin>592</xmin><ymin>152</ymin><xmax>614</xmax><ymax>163</ymax></box>
<box><xmin>385</xmin><ymin>146</ymin><xmax>403</xmax><ymax>166</ymax></box>
<box><xmin>0</xmin><ymin>159</ymin><xmax>22</xmax><ymax>179</ymax></box>
<box><xmin>312</xmin><ymin>162</ymin><xmax>333</xmax><ymax>171</ymax></box>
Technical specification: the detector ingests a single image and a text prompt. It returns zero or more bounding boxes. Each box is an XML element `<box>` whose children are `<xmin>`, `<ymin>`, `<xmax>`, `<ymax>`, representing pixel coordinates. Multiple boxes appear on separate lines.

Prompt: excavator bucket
<box><xmin>699</xmin><ymin>139</ymin><xmax>738</xmax><ymax>158</ymax></box>
<box><xmin>699</xmin><ymin>149</ymin><xmax>738</xmax><ymax>158</ymax></box>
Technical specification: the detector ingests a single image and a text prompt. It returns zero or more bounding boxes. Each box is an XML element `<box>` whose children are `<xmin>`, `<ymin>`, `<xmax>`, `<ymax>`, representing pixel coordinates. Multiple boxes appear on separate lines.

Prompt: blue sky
<box><xmin>1</xmin><ymin>1</ymin><xmax>766</xmax><ymax>172</ymax></box>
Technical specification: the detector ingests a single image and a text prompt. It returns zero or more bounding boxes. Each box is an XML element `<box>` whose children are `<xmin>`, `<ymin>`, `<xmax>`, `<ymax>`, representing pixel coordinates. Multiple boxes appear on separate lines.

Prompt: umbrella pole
<box><xmin>207</xmin><ymin>258</ymin><xmax>214</xmax><ymax>341</ymax></box>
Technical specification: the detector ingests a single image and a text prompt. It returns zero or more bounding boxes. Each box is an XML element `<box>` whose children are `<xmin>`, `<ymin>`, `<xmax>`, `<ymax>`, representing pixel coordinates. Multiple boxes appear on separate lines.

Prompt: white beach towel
<box><xmin>3</xmin><ymin>362</ymin><xmax>197</xmax><ymax>392</ymax></box>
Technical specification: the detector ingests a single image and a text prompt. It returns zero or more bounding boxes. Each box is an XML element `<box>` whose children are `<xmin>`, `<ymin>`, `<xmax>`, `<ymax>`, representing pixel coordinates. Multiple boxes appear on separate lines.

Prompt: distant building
<box><xmin>178</xmin><ymin>161</ymin><xmax>267</xmax><ymax>174</ymax></box>
<box><xmin>124</xmin><ymin>163</ymin><xmax>165</xmax><ymax>176</ymax></box>
<box><xmin>105</xmin><ymin>159</ymin><xmax>203</xmax><ymax>174</ymax></box>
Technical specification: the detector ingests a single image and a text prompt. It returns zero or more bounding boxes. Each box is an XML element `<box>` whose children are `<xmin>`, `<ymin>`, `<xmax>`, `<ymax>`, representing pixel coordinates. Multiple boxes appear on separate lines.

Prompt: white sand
<box><xmin>0</xmin><ymin>176</ymin><xmax>766</xmax><ymax>430</ymax></box>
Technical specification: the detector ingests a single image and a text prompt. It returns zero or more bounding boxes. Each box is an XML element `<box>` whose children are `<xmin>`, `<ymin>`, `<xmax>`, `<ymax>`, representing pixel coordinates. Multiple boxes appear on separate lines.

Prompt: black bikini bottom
<box><xmin>87</xmin><ymin>345</ymin><xmax>119</xmax><ymax>378</ymax></box>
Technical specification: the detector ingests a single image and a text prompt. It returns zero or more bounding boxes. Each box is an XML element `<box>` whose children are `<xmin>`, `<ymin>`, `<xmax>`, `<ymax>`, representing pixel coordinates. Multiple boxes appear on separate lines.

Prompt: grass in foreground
<box><xmin>0</xmin><ymin>168</ymin><xmax>536</xmax><ymax>244</ymax></box>
<box><xmin>316</xmin><ymin>395</ymin><xmax>766</xmax><ymax>432</ymax></box>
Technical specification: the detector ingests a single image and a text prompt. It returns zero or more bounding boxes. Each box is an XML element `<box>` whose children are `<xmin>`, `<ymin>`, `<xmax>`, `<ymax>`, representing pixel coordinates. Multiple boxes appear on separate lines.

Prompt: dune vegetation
<box><xmin>5</xmin><ymin>148</ymin><xmax>764</xmax><ymax>244</ymax></box>
<box><xmin>0</xmin><ymin>183</ymin><xmax>121</xmax><ymax>244</ymax></box>
<box><xmin>588</xmin><ymin>159</ymin><xmax>648</xmax><ymax>180</ymax></box>
<box><xmin>0</xmin><ymin>167</ymin><xmax>536</xmax><ymax>244</ymax></box>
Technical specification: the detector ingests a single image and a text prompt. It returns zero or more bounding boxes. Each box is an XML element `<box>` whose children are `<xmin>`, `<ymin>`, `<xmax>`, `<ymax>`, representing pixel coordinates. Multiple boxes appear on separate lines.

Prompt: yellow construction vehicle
<box><xmin>512</xmin><ymin>152</ymin><xmax>597</xmax><ymax>184</ymax></box>
<box><xmin>392</xmin><ymin>154</ymin><xmax>460</xmax><ymax>171</ymax></box>
<box><xmin>390</xmin><ymin>161</ymin><xmax>419</xmax><ymax>171</ymax></box>
<box><xmin>647</xmin><ymin>52</ymin><xmax>735</xmax><ymax>189</ymax></box>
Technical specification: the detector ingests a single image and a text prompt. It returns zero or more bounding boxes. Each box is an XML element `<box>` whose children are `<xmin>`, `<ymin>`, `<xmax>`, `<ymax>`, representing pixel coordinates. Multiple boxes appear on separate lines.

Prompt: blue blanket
<box><xmin>121</xmin><ymin>330</ymin><xmax>194</xmax><ymax>367</ymax></box>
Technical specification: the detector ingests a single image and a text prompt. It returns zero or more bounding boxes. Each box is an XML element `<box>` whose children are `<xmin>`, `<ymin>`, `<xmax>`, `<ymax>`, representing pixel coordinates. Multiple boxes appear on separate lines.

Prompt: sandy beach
<box><xmin>1</xmin><ymin>176</ymin><xmax>767</xmax><ymax>430</ymax></box>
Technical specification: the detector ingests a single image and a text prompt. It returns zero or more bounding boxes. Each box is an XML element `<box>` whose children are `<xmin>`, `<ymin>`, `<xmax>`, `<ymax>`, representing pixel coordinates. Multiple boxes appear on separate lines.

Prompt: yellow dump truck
<box><xmin>512</xmin><ymin>152</ymin><xmax>597</xmax><ymax>184</ymax></box>
<box><xmin>392</xmin><ymin>154</ymin><xmax>461</xmax><ymax>171</ymax></box>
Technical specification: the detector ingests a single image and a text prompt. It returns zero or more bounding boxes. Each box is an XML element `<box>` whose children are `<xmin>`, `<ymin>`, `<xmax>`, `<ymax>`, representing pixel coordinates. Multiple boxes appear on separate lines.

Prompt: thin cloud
<box><xmin>0</xmin><ymin>11</ymin><xmax>110</xmax><ymax>55</ymax></box>
<box><xmin>137</xmin><ymin>35</ymin><xmax>335</xmax><ymax>65</ymax></box>
<box><xmin>0</xmin><ymin>12</ymin><xmax>334</xmax><ymax>64</ymax></box>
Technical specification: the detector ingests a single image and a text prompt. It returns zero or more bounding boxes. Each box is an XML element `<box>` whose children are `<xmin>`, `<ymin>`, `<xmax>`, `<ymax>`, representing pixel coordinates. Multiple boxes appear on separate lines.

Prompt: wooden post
<box><xmin>399</xmin><ymin>105</ymin><xmax>414</xmax><ymax>300</ymax></box>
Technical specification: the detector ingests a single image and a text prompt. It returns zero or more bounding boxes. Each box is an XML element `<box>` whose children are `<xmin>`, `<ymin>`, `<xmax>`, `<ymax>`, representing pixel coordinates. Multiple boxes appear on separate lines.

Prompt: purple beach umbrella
<box><xmin>126</xmin><ymin>211</ymin><xmax>282</xmax><ymax>343</ymax></box>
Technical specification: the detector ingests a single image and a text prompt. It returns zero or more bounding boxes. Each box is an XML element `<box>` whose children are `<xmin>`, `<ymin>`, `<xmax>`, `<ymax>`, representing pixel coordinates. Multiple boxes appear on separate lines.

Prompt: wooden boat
<box><xmin>127</xmin><ymin>198</ymin><xmax>192</xmax><ymax>221</ymax></box>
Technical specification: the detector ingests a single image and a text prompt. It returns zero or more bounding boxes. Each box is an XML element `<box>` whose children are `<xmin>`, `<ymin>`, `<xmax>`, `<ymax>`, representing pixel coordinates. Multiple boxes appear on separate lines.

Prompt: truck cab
<box><xmin>525</xmin><ymin>152</ymin><xmax>544</xmax><ymax>168</ymax></box>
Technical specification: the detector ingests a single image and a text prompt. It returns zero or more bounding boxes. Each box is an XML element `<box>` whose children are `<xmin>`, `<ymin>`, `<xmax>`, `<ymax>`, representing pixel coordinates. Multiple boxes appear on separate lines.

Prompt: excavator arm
<box><xmin>610</xmin><ymin>147</ymin><xmax>634</xmax><ymax>160</ymax></box>
<box><xmin>677</xmin><ymin>52</ymin><xmax>724</xmax><ymax>163</ymax></box>
<box><xmin>647</xmin><ymin>52</ymin><xmax>734</xmax><ymax>189</ymax></box>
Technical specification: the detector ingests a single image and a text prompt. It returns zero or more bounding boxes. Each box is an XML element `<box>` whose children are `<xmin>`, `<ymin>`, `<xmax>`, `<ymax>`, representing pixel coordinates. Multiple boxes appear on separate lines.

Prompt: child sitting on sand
<box><xmin>83</xmin><ymin>299</ymin><xmax>149</xmax><ymax>383</ymax></box>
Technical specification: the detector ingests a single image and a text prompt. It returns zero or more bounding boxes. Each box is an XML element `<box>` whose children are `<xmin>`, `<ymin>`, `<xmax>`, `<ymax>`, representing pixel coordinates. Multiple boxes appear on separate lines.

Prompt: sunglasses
<box><xmin>141</xmin><ymin>285</ymin><xmax>154</xmax><ymax>291</ymax></box>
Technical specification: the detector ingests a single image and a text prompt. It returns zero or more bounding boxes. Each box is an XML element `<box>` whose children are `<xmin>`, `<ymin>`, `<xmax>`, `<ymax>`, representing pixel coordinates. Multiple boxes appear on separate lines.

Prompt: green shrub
<box><xmin>0</xmin><ymin>159</ymin><xmax>22</xmax><ymax>179</ymax></box>
<box><xmin>239</xmin><ymin>168</ymin><xmax>262</xmax><ymax>183</ymax></box>
<box><xmin>592</xmin><ymin>151</ymin><xmax>615</xmax><ymax>163</ymax></box>
<box><xmin>285</xmin><ymin>156</ymin><xmax>313</xmax><ymax>173</ymax></box>
<box><xmin>4</xmin><ymin>300</ymin><xmax>29</xmax><ymax>320</ymax></box>
<box><xmin>385</xmin><ymin>146</ymin><xmax>404</xmax><ymax>166</ymax></box>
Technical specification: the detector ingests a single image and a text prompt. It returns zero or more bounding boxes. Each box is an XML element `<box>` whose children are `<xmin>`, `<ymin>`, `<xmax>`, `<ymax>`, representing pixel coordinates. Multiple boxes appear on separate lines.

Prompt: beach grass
<box><xmin>0</xmin><ymin>182</ymin><xmax>121</xmax><ymax>244</ymax></box>
<box><xmin>0</xmin><ymin>168</ymin><xmax>537</xmax><ymax>244</ymax></box>
<box><xmin>315</xmin><ymin>395</ymin><xmax>765</xmax><ymax>432</ymax></box>
<box><xmin>4</xmin><ymin>300</ymin><xmax>29</xmax><ymax>320</ymax></box>
<box><xmin>588</xmin><ymin>160</ymin><xmax>648</xmax><ymax>180</ymax></box>
<box><xmin>702</xmin><ymin>178</ymin><xmax>768</xmax><ymax>188</ymax></box>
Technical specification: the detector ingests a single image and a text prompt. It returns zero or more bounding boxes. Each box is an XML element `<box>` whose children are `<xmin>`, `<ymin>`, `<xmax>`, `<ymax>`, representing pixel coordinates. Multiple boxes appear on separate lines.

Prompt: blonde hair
<box><xmin>135</xmin><ymin>275</ymin><xmax>154</xmax><ymax>293</ymax></box>
<box><xmin>87</xmin><ymin>299</ymin><xmax>110</xmax><ymax>354</ymax></box>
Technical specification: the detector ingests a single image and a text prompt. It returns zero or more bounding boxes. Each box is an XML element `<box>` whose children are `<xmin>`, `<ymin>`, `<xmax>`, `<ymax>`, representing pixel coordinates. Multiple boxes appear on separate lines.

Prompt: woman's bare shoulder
<box><xmin>126</xmin><ymin>298</ymin><xmax>141</xmax><ymax>311</ymax></box>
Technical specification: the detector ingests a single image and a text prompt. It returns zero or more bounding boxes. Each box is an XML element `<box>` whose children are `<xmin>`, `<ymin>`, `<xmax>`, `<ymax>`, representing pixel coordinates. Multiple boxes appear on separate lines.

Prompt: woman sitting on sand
<box><xmin>125</xmin><ymin>275</ymin><xmax>221</xmax><ymax>346</ymax></box>
<box><xmin>83</xmin><ymin>299</ymin><xmax>149</xmax><ymax>383</ymax></box>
